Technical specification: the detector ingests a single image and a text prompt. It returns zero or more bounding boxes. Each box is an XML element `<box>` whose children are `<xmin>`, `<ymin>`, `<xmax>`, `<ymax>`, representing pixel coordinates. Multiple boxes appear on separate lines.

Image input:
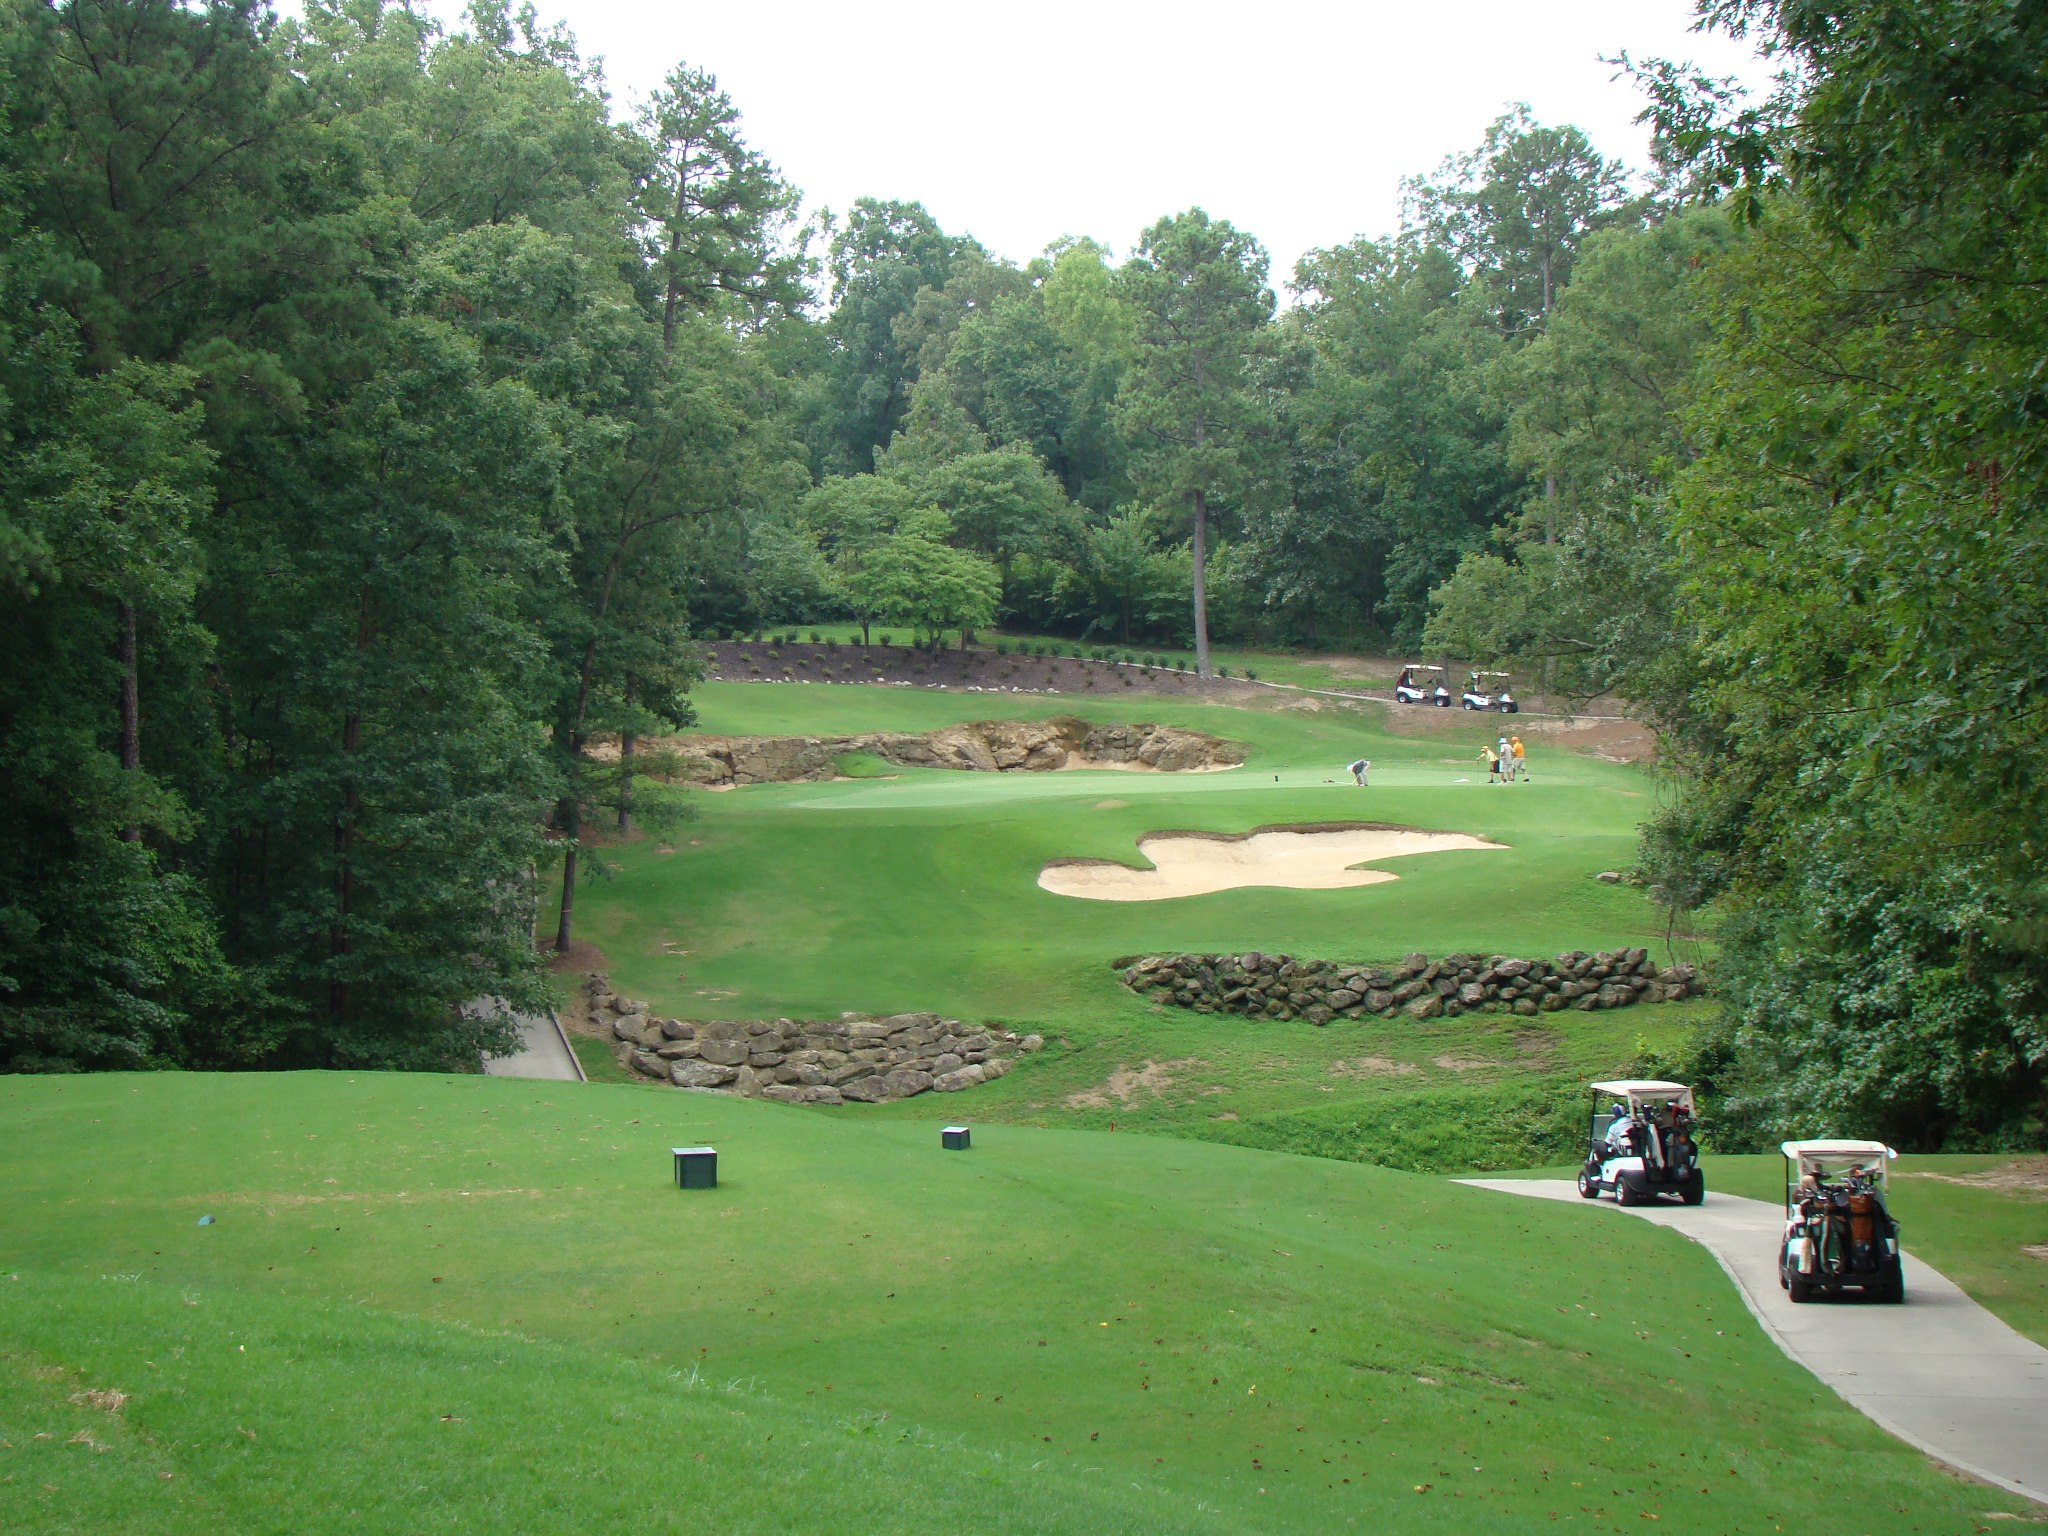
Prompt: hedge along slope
<box><xmin>1120</xmin><ymin>948</ymin><xmax>1702</xmax><ymax>1025</ymax></box>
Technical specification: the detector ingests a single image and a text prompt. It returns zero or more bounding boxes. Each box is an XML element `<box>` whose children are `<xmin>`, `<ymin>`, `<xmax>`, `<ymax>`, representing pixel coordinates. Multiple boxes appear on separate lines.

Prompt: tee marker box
<box><xmin>672</xmin><ymin>1146</ymin><xmax>718</xmax><ymax>1189</ymax></box>
<box><xmin>941</xmin><ymin>1126</ymin><xmax>971</xmax><ymax>1151</ymax></box>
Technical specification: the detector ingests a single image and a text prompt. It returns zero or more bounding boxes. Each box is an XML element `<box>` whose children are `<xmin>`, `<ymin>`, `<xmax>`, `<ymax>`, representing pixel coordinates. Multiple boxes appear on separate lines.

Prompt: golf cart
<box><xmin>1395</xmin><ymin>664</ymin><xmax>1452</xmax><ymax>707</ymax></box>
<box><xmin>1577</xmin><ymin>1080</ymin><xmax>1705</xmax><ymax>1205</ymax></box>
<box><xmin>1778</xmin><ymin>1141</ymin><xmax>1904</xmax><ymax>1303</ymax></box>
<box><xmin>1462</xmin><ymin>670</ymin><xmax>1519</xmax><ymax>713</ymax></box>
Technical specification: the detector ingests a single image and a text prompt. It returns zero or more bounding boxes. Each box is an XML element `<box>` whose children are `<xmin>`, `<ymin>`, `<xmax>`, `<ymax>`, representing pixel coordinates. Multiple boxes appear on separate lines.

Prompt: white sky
<box><xmin>413</xmin><ymin>1</ymin><xmax>1775</xmax><ymax>284</ymax></box>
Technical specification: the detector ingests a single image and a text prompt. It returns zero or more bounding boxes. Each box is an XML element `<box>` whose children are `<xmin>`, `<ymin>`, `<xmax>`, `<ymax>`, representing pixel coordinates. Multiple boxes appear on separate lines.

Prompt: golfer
<box><xmin>1510</xmin><ymin>734</ymin><xmax>1527</xmax><ymax>781</ymax></box>
<box><xmin>1497</xmin><ymin>735</ymin><xmax>1512</xmax><ymax>782</ymax></box>
<box><xmin>1481</xmin><ymin>744</ymin><xmax>1502</xmax><ymax>783</ymax></box>
<box><xmin>1348</xmin><ymin>758</ymin><xmax>1369</xmax><ymax>786</ymax></box>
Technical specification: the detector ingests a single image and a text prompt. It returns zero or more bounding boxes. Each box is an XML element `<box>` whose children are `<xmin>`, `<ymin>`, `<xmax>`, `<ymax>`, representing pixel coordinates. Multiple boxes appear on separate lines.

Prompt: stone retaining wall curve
<box><xmin>590</xmin><ymin>975</ymin><xmax>1041</xmax><ymax>1102</ymax></box>
<box><xmin>1119</xmin><ymin>948</ymin><xmax>1700</xmax><ymax>1024</ymax></box>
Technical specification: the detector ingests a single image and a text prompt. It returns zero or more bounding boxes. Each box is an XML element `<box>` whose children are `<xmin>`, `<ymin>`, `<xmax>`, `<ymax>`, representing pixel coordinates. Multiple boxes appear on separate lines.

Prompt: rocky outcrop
<box><xmin>601</xmin><ymin>716</ymin><xmax>1243</xmax><ymax>787</ymax></box>
<box><xmin>586</xmin><ymin>974</ymin><xmax>1042</xmax><ymax>1102</ymax></box>
<box><xmin>1119</xmin><ymin>948</ymin><xmax>1701</xmax><ymax>1024</ymax></box>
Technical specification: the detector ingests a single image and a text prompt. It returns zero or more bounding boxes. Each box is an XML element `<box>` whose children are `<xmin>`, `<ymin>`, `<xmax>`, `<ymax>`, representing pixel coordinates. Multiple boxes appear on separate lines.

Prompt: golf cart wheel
<box><xmin>1680</xmin><ymin>1172</ymin><xmax>1705</xmax><ymax>1206</ymax></box>
<box><xmin>1614</xmin><ymin>1178</ymin><xmax>1640</xmax><ymax>1207</ymax></box>
<box><xmin>1462</xmin><ymin>699</ymin><xmax>1476</xmax><ymax>710</ymax></box>
<box><xmin>1576</xmin><ymin>1168</ymin><xmax>1599</xmax><ymax>1199</ymax></box>
<box><xmin>1787</xmin><ymin>1270</ymin><xmax>1815</xmax><ymax>1304</ymax></box>
<box><xmin>1882</xmin><ymin>1266</ymin><xmax>1906</xmax><ymax>1304</ymax></box>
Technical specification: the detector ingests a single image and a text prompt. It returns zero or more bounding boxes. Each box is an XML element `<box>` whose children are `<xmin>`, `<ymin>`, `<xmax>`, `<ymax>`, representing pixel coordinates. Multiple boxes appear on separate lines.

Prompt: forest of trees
<box><xmin>1</xmin><ymin>0</ymin><xmax>2041</xmax><ymax>1149</ymax></box>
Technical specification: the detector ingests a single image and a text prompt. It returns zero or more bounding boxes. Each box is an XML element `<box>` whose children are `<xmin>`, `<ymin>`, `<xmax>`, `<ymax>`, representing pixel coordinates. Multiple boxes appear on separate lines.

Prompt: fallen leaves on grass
<box><xmin>68</xmin><ymin>1389</ymin><xmax>127</xmax><ymax>1414</ymax></box>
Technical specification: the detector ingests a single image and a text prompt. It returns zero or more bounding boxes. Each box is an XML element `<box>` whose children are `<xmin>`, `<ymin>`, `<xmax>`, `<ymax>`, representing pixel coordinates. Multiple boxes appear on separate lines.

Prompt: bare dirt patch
<box><xmin>546</xmin><ymin>938</ymin><xmax>610</xmax><ymax>976</ymax></box>
<box><xmin>1372</xmin><ymin>703</ymin><xmax>1654</xmax><ymax>763</ymax></box>
<box><xmin>1064</xmin><ymin>1057</ymin><xmax>1204</xmax><ymax>1109</ymax></box>
<box><xmin>1039</xmin><ymin>823</ymin><xmax>1505</xmax><ymax>902</ymax></box>
<box><xmin>1431</xmin><ymin>1054</ymin><xmax>1496</xmax><ymax>1073</ymax></box>
<box><xmin>1329</xmin><ymin>1056</ymin><xmax>1421</xmax><ymax>1080</ymax></box>
<box><xmin>1095</xmin><ymin>799</ymin><xmax>1129</xmax><ymax>810</ymax></box>
<box><xmin>1900</xmin><ymin>1157</ymin><xmax>2048</xmax><ymax>1197</ymax></box>
<box><xmin>1524</xmin><ymin>715</ymin><xmax>1657</xmax><ymax>765</ymax></box>
<box><xmin>2023</xmin><ymin>1245</ymin><xmax>2048</xmax><ymax>1264</ymax></box>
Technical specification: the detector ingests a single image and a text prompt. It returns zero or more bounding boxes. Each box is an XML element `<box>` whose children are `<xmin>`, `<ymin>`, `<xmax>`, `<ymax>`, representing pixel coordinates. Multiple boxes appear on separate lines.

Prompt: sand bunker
<box><xmin>1038</xmin><ymin>823</ymin><xmax>1506</xmax><ymax>902</ymax></box>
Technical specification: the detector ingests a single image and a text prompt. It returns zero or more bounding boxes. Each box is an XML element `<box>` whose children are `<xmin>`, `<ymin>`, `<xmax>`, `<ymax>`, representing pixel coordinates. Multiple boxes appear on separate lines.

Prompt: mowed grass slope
<box><xmin>1</xmin><ymin>1073</ymin><xmax>2023</xmax><ymax>1534</ymax></box>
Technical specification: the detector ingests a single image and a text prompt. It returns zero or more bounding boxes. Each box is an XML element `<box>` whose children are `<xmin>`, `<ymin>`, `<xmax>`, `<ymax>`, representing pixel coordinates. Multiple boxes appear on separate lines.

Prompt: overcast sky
<box><xmin>405</xmin><ymin>1</ymin><xmax>1774</xmax><ymax>284</ymax></box>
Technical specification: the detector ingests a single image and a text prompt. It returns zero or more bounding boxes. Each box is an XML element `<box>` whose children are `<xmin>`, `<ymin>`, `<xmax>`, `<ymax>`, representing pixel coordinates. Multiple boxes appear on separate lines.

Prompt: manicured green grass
<box><xmin>602</xmin><ymin>684</ymin><xmax>1653</xmax><ymax>1032</ymax></box>
<box><xmin>0</xmin><ymin>1072</ymin><xmax>2024</xmax><ymax>1533</ymax></box>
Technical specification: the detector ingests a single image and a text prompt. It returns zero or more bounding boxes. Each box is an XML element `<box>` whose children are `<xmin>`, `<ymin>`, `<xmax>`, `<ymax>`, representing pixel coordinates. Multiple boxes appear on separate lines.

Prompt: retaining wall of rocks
<box><xmin>590</xmin><ymin>976</ymin><xmax>1041</xmax><ymax>1103</ymax></box>
<box><xmin>613</xmin><ymin>715</ymin><xmax>1241</xmax><ymax>787</ymax></box>
<box><xmin>1119</xmin><ymin>948</ymin><xmax>1701</xmax><ymax>1024</ymax></box>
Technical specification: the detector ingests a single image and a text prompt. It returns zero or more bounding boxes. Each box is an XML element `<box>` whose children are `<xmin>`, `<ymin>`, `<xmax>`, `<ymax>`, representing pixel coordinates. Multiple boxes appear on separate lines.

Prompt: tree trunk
<box><xmin>554</xmin><ymin>793</ymin><xmax>580</xmax><ymax>953</ymax></box>
<box><xmin>116</xmin><ymin>599</ymin><xmax>141</xmax><ymax>843</ymax></box>
<box><xmin>661</xmin><ymin>159</ymin><xmax>692</xmax><ymax>357</ymax></box>
<box><xmin>618</xmin><ymin>731</ymin><xmax>635</xmax><ymax>836</ymax></box>
<box><xmin>1190</xmin><ymin>488</ymin><xmax>1212</xmax><ymax>677</ymax></box>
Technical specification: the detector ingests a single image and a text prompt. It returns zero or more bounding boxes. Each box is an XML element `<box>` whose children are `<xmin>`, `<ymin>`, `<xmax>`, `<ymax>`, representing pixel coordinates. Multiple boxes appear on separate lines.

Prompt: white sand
<box><xmin>1038</xmin><ymin>825</ymin><xmax>1506</xmax><ymax>902</ymax></box>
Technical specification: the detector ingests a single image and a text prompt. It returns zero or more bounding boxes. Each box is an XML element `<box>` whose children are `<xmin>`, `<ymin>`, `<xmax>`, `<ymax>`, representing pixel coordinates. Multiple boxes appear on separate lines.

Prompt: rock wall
<box><xmin>1119</xmin><ymin>948</ymin><xmax>1701</xmax><ymax>1024</ymax></box>
<box><xmin>611</xmin><ymin>716</ymin><xmax>1242</xmax><ymax>787</ymax></box>
<box><xmin>589</xmin><ymin>976</ymin><xmax>1042</xmax><ymax>1103</ymax></box>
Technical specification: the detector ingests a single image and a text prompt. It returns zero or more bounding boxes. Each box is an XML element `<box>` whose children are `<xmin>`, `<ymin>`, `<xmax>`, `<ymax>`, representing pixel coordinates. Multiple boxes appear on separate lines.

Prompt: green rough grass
<box><xmin>0</xmin><ymin>1072</ymin><xmax>2023</xmax><ymax>1533</ymax></box>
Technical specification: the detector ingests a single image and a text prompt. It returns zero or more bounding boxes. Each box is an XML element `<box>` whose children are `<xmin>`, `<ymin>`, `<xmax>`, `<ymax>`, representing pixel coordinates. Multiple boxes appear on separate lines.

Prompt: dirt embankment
<box><xmin>599</xmin><ymin>716</ymin><xmax>1245</xmax><ymax>788</ymax></box>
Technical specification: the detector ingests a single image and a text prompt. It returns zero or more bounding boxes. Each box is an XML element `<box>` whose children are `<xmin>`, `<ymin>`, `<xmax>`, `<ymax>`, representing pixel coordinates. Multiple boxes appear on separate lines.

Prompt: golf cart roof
<box><xmin>1405</xmin><ymin>663</ymin><xmax>1444</xmax><ymax>673</ymax></box>
<box><xmin>1591</xmin><ymin>1079</ymin><xmax>1692</xmax><ymax>1099</ymax></box>
<box><xmin>1474</xmin><ymin>670</ymin><xmax>1512</xmax><ymax>679</ymax></box>
<box><xmin>1781</xmin><ymin>1140</ymin><xmax>1896</xmax><ymax>1161</ymax></box>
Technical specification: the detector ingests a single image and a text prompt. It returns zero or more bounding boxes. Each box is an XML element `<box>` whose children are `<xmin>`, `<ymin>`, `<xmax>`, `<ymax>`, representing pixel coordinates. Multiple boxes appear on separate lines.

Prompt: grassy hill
<box><xmin>1</xmin><ymin>1072</ymin><xmax>2025</xmax><ymax>1533</ymax></box>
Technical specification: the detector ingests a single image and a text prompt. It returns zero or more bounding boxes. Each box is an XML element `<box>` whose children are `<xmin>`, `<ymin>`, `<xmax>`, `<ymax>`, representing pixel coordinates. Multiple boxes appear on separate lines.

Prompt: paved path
<box><xmin>469</xmin><ymin>997</ymin><xmax>585</xmax><ymax>1083</ymax></box>
<box><xmin>1459</xmin><ymin>1178</ymin><xmax>2048</xmax><ymax>1504</ymax></box>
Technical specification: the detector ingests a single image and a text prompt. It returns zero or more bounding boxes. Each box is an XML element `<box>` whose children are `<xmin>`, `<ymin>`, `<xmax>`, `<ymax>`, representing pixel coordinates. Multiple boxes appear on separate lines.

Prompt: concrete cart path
<box><xmin>1459</xmin><ymin>1179</ymin><xmax>2048</xmax><ymax>1504</ymax></box>
<box><xmin>469</xmin><ymin>997</ymin><xmax>586</xmax><ymax>1083</ymax></box>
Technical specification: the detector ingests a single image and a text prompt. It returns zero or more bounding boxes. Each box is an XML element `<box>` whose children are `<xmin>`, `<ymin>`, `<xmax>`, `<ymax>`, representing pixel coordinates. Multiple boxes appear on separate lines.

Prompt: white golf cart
<box><xmin>1576</xmin><ymin>1080</ymin><xmax>1705</xmax><ymax>1205</ymax></box>
<box><xmin>1778</xmin><ymin>1140</ymin><xmax>1904</xmax><ymax>1303</ymax></box>
<box><xmin>1462</xmin><ymin>670</ymin><xmax>1519</xmax><ymax>713</ymax></box>
<box><xmin>1394</xmin><ymin>663</ymin><xmax>1452</xmax><ymax>707</ymax></box>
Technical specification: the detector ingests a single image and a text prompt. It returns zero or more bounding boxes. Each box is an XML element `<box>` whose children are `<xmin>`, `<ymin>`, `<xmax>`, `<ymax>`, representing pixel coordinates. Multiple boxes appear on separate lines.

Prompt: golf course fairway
<box><xmin>560</xmin><ymin>683</ymin><xmax>1690</xmax><ymax>1169</ymax></box>
<box><xmin>1</xmin><ymin>1071</ymin><xmax>2028</xmax><ymax>1533</ymax></box>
